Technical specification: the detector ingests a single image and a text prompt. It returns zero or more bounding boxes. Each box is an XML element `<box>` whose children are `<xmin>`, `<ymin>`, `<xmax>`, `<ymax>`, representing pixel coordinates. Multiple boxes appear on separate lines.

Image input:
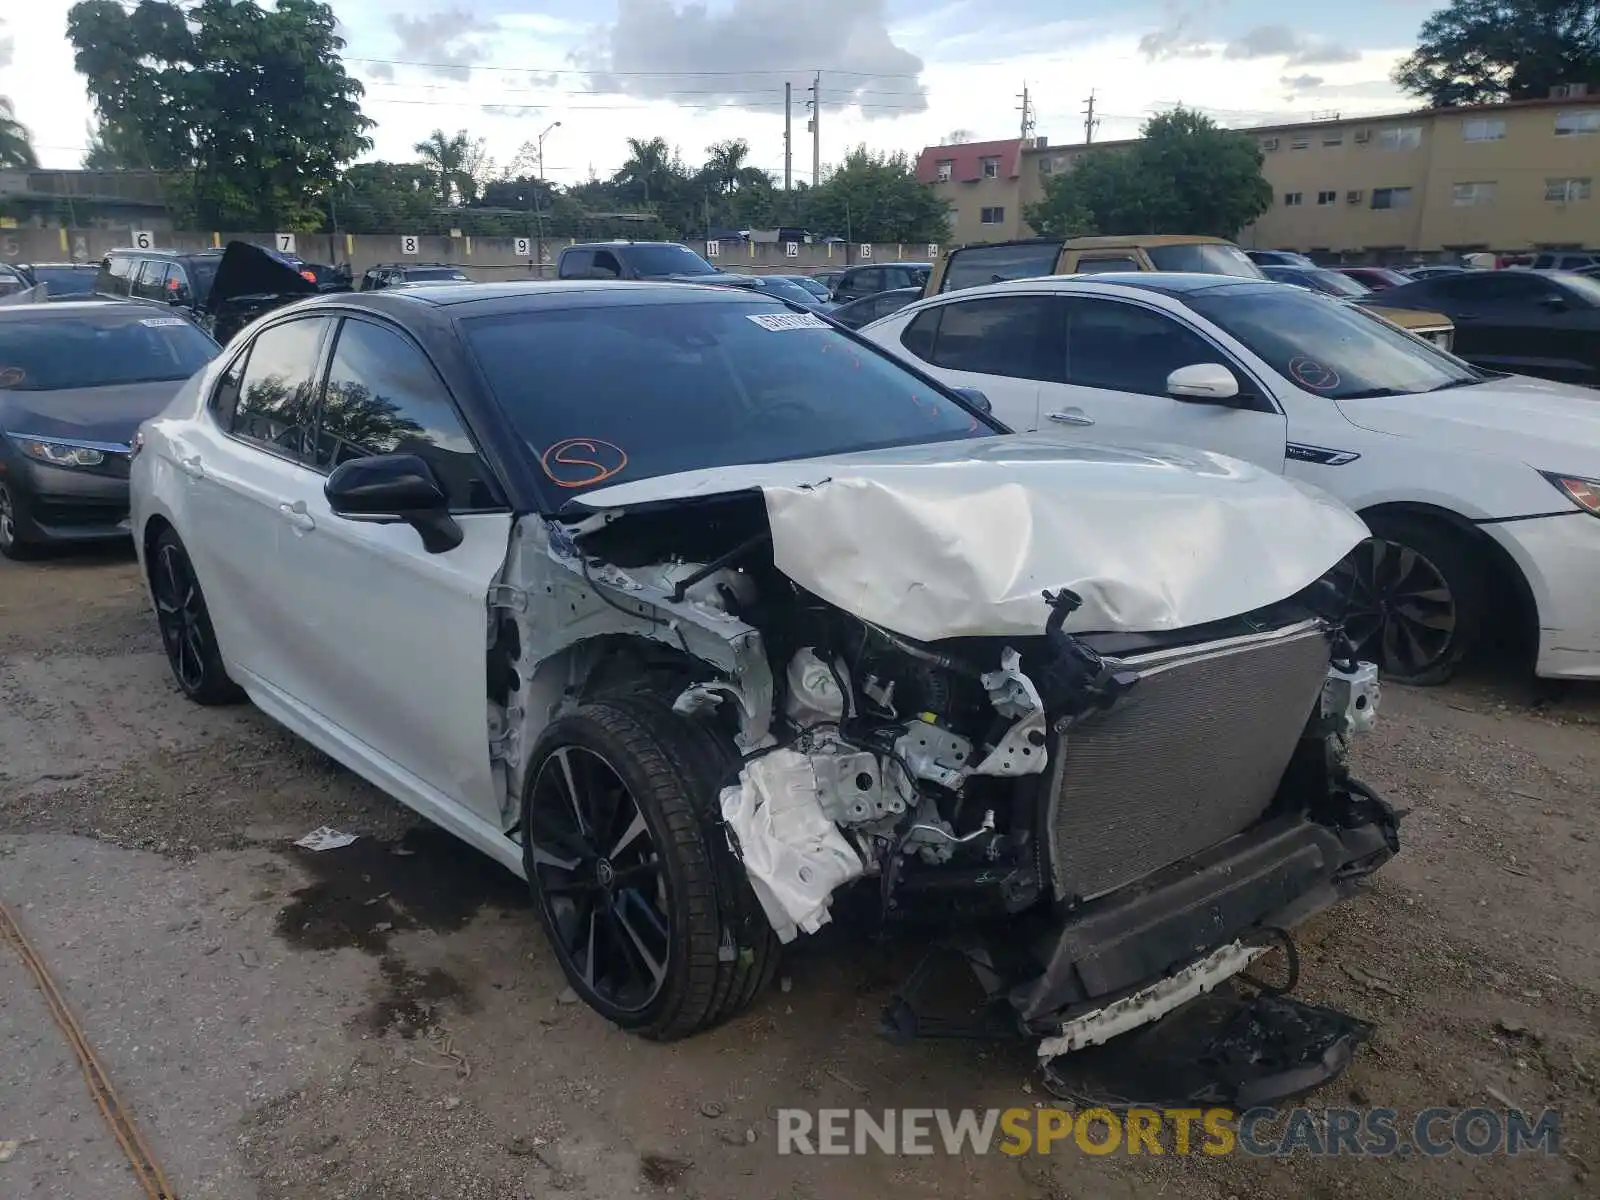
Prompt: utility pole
<box><xmin>807</xmin><ymin>71</ymin><xmax>821</xmax><ymax>186</ymax></box>
<box><xmin>1017</xmin><ymin>84</ymin><xmax>1035</xmax><ymax>140</ymax></box>
<box><xmin>784</xmin><ymin>81</ymin><xmax>793</xmax><ymax>192</ymax></box>
<box><xmin>1082</xmin><ymin>90</ymin><xmax>1099</xmax><ymax>145</ymax></box>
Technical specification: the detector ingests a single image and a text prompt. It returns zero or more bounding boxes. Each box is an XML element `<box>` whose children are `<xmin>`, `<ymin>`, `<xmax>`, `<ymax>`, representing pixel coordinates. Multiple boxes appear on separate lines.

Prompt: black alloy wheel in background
<box><xmin>149</xmin><ymin>528</ymin><xmax>243</xmax><ymax>705</ymax></box>
<box><xmin>1330</xmin><ymin>516</ymin><xmax>1484</xmax><ymax>686</ymax></box>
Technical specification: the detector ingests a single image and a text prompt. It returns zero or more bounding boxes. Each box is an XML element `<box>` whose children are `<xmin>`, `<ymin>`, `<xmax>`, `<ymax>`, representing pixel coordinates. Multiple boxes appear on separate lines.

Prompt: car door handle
<box><xmin>178</xmin><ymin>454</ymin><xmax>204</xmax><ymax>479</ymax></box>
<box><xmin>277</xmin><ymin>502</ymin><xmax>316</xmax><ymax>532</ymax></box>
<box><xmin>1047</xmin><ymin>408</ymin><xmax>1096</xmax><ymax>427</ymax></box>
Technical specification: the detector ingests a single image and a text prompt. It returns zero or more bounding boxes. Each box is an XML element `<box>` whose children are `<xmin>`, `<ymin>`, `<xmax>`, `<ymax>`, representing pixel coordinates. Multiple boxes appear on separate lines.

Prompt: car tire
<box><xmin>522</xmin><ymin>697</ymin><xmax>778</xmax><ymax>1040</ymax></box>
<box><xmin>0</xmin><ymin>482</ymin><xmax>42</xmax><ymax>561</ymax></box>
<box><xmin>149</xmin><ymin>528</ymin><xmax>245</xmax><ymax>705</ymax></box>
<box><xmin>1334</xmin><ymin>515</ymin><xmax>1485</xmax><ymax>686</ymax></box>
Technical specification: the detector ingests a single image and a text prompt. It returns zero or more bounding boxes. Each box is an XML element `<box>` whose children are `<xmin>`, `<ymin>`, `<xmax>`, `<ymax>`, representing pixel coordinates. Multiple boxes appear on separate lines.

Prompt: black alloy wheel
<box><xmin>1330</xmin><ymin>517</ymin><xmax>1483</xmax><ymax>686</ymax></box>
<box><xmin>150</xmin><ymin>529</ymin><xmax>243</xmax><ymax>705</ymax></box>
<box><xmin>522</xmin><ymin>698</ymin><xmax>779</xmax><ymax>1040</ymax></box>
<box><xmin>0</xmin><ymin>482</ymin><xmax>39</xmax><ymax>561</ymax></box>
<box><xmin>526</xmin><ymin>743</ymin><xmax>673</xmax><ymax>1016</ymax></box>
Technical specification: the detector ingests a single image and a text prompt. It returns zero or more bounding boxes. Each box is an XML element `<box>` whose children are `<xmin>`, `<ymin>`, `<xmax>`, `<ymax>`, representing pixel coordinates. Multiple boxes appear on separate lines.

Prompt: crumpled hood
<box><xmin>1</xmin><ymin>380</ymin><xmax>183</xmax><ymax>444</ymax></box>
<box><xmin>1336</xmin><ymin>374</ymin><xmax>1600</xmax><ymax>475</ymax></box>
<box><xmin>572</xmin><ymin>435</ymin><xmax>1368</xmax><ymax>639</ymax></box>
<box><xmin>204</xmin><ymin>240</ymin><xmax>318</xmax><ymax>313</ymax></box>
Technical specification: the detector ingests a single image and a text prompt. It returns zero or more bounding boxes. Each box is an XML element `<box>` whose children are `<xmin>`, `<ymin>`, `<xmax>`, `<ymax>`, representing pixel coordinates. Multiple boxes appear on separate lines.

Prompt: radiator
<box><xmin>1044</xmin><ymin>618</ymin><xmax>1333</xmax><ymax>903</ymax></box>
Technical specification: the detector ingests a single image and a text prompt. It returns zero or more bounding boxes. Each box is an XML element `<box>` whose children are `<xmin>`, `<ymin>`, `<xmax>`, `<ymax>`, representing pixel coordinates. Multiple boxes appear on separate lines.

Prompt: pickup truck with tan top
<box><xmin>924</xmin><ymin>234</ymin><xmax>1457</xmax><ymax>351</ymax></box>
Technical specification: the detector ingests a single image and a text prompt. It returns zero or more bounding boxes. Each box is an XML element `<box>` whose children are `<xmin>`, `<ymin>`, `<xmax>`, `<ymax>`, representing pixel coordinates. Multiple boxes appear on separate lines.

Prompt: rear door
<box><xmin>270</xmin><ymin>314</ymin><xmax>512</xmax><ymax>826</ymax></box>
<box><xmin>177</xmin><ymin>315</ymin><xmax>334</xmax><ymax>689</ymax></box>
<box><xmin>1040</xmin><ymin>295</ymin><xmax>1288</xmax><ymax>470</ymax></box>
<box><xmin>1430</xmin><ymin>272</ymin><xmax>1584</xmax><ymax>378</ymax></box>
<box><xmin>894</xmin><ymin>294</ymin><xmax>1051</xmax><ymax>429</ymax></box>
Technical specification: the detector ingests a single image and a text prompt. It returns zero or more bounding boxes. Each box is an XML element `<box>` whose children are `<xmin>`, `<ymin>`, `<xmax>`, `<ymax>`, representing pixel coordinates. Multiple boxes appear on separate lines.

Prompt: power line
<box><xmin>346</xmin><ymin>56</ymin><xmax>925</xmax><ymax>80</ymax></box>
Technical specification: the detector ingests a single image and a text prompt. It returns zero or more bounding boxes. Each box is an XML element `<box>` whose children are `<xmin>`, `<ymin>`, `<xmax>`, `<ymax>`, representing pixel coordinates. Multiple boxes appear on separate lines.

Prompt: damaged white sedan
<box><xmin>130</xmin><ymin>281</ymin><xmax>1398</xmax><ymax>1098</ymax></box>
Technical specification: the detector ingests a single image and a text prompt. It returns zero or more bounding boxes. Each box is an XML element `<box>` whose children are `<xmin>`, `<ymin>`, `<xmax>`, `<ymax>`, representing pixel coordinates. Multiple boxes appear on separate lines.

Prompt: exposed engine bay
<box><xmin>486</xmin><ymin>472</ymin><xmax>1399</xmax><ymax>1098</ymax></box>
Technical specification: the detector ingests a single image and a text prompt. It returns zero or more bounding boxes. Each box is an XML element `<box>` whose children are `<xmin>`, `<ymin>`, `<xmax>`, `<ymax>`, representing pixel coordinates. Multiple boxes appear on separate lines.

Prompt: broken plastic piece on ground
<box><xmin>719</xmin><ymin>749</ymin><xmax>864</xmax><ymax>942</ymax></box>
<box><xmin>294</xmin><ymin>826</ymin><xmax>359</xmax><ymax>852</ymax></box>
<box><xmin>1040</xmin><ymin>988</ymin><xmax>1374</xmax><ymax>1110</ymax></box>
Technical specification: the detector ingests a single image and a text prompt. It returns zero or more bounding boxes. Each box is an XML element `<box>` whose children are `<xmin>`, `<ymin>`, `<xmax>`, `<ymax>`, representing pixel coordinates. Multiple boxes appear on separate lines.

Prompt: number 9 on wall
<box><xmin>401</xmin><ymin>235</ymin><xmax>419</xmax><ymax>255</ymax></box>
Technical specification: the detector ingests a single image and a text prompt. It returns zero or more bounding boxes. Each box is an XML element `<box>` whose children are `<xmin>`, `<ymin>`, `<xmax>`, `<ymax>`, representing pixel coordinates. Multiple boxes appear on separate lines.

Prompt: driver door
<box><xmin>266</xmin><ymin>315</ymin><xmax>513</xmax><ymax>828</ymax></box>
<box><xmin>1039</xmin><ymin>296</ymin><xmax>1288</xmax><ymax>470</ymax></box>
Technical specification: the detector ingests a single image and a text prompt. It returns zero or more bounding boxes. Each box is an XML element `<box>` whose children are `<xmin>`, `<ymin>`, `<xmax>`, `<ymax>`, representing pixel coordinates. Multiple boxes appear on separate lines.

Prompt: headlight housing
<box><xmin>1542</xmin><ymin>471</ymin><xmax>1600</xmax><ymax>515</ymax></box>
<box><xmin>10</xmin><ymin>435</ymin><xmax>108</xmax><ymax>468</ymax></box>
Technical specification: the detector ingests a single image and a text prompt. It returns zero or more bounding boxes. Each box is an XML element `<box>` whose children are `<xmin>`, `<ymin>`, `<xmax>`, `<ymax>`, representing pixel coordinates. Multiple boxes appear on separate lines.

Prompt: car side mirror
<box><xmin>950</xmin><ymin>386</ymin><xmax>992</xmax><ymax>415</ymax></box>
<box><xmin>1166</xmin><ymin>363</ymin><xmax>1241</xmax><ymax>405</ymax></box>
<box><xmin>325</xmin><ymin>453</ymin><xmax>463</xmax><ymax>554</ymax></box>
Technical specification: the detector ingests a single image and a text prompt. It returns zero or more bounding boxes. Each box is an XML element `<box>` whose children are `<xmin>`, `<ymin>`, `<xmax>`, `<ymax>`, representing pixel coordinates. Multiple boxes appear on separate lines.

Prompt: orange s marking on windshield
<box><xmin>540</xmin><ymin>438</ymin><xmax>629</xmax><ymax>488</ymax></box>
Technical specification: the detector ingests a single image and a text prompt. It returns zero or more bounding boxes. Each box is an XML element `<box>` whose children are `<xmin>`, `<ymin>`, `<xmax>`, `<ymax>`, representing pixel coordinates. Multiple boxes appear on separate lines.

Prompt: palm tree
<box><xmin>617</xmin><ymin>136</ymin><xmax>672</xmax><ymax>202</ymax></box>
<box><xmin>704</xmin><ymin>139</ymin><xmax>751</xmax><ymax>195</ymax></box>
<box><xmin>413</xmin><ymin>129</ymin><xmax>476</xmax><ymax>205</ymax></box>
<box><xmin>0</xmin><ymin>98</ymin><xmax>38</xmax><ymax>170</ymax></box>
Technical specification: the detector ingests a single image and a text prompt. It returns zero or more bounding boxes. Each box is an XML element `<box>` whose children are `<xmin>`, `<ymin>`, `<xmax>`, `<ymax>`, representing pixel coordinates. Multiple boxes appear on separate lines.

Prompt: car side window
<box><xmin>225</xmin><ymin>317</ymin><xmax>331</xmax><ymax>462</ymax></box>
<box><xmin>315</xmin><ymin>318</ymin><xmax>499</xmax><ymax>510</ymax></box>
<box><xmin>1072</xmin><ymin>256</ymin><xmax>1141</xmax><ymax>274</ymax></box>
<box><xmin>926</xmin><ymin>296</ymin><xmax>1058</xmax><ymax>382</ymax></box>
<box><xmin>1445</xmin><ymin>273</ymin><xmax>1543</xmax><ymax>303</ymax></box>
<box><xmin>560</xmin><ymin>249</ymin><xmax>592</xmax><ymax>277</ymax></box>
<box><xmin>132</xmin><ymin>260</ymin><xmax>168</xmax><ymax>301</ymax></box>
<box><xmin>592</xmin><ymin>250</ymin><xmax>623</xmax><ymax>277</ymax></box>
<box><xmin>1063</xmin><ymin>299</ymin><xmax>1228</xmax><ymax>396</ymax></box>
<box><xmin>900</xmin><ymin>306</ymin><xmax>941</xmax><ymax>360</ymax></box>
<box><xmin>98</xmin><ymin>255</ymin><xmax>133</xmax><ymax>297</ymax></box>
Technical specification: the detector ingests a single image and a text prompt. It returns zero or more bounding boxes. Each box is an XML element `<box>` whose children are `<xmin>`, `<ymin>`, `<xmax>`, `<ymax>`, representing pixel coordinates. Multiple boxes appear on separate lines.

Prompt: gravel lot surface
<box><xmin>2</xmin><ymin>549</ymin><xmax>1596</xmax><ymax>1198</ymax></box>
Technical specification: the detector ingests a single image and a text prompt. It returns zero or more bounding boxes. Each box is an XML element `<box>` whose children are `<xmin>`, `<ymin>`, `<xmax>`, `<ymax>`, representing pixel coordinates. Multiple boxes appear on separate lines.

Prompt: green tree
<box><xmin>414</xmin><ymin>129</ymin><xmax>490</xmax><ymax>206</ymax></box>
<box><xmin>81</xmin><ymin>117</ymin><xmax>151</xmax><ymax>170</ymax></box>
<box><xmin>66</xmin><ymin>0</ymin><xmax>372</xmax><ymax>228</ymax></box>
<box><xmin>0</xmin><ymin>98</ymin><xmax>37</xmax><ymax>169</ymax></box>
<box><xmin>615</xmin><ymin>136</ymin><xmax>681</xmax><ymax>204</ymax></box>
<box><xmin>1395</xmin><ymin>0</ymin><xmax>1600</xmax><ymax>107</ymax></box>
<box><xmin>1024</xmin><ymin>108</ymin><xmax>1271</xmax><ymax>240</ymax></box>
<box><xmin>703</xmin><ymin>139</ymin><xmax>752</xmax><ymax>194</ymax></box>
<box><xmin>802</xmin><ymin>146</ymin><xmax>949</xmax><ymax>244</ymax></box>
<box><xmin>331</xmin><ymin>162</ymin><xmax>437</xmax><ymax>234</ymax></box>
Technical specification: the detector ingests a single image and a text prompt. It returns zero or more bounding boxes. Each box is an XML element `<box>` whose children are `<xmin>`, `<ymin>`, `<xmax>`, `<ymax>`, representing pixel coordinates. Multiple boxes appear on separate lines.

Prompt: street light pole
<box><xmin>533</xmin><ymin>121</ymin><xmax>561</xmax><ymax>269</ymax></box>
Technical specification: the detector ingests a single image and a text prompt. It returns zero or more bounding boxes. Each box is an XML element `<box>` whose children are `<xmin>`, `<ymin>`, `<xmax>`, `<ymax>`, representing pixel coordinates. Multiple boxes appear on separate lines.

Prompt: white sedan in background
<box><xmin>860</xmin><ymin>273</ymin><xmax>1600</xmax><ymax>684</ymax></box>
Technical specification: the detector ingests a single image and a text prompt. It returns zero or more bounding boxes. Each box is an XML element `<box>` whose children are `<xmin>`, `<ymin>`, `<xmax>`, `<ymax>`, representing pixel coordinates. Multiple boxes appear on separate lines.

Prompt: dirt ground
<box><xmin>2</xmin><ymin>548</ymin><xmax>1596</xmax><ymax>1199</ymax></box>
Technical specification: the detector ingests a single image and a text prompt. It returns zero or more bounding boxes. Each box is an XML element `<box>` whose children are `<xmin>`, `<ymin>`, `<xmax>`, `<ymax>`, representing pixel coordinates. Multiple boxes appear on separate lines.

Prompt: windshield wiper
<box><xmin>1334</xmin><ymin>387</ymin><xmax>1412</xmax><ymax>399</ymax></box>
<box><xmin>1425</xmin><ymin>377</ymin><xmax>1487</xmax><ymax>392</ymax></box>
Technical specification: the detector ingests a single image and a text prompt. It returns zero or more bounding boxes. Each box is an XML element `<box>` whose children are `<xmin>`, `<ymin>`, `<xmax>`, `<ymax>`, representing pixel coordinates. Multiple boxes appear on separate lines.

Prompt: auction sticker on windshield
<box><xmin>139</xmin><ymin>317</ymin><xmax>189</xmax><ymax>328</ymax></box>
<box><xmin>747</xmin><ymin>312</ymin><xmax>828</xmax><ymax>332</ymax></box>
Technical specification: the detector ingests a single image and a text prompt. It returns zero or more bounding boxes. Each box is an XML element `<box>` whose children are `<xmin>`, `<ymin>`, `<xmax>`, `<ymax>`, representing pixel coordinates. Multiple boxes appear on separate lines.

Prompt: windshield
<box><xmin>1289</xmin><ymin>268</ymin><xmax>1369</xmax><ymax>297</ymax></box>
<box><xmin>0</xmin><ymin>314</ymin><xmax>218</xmax><ymax>391</ymax></box>
<box><xmin>465</xmin><ymin>300</ymin><xmax>989</xmax><ymax>495</ymax></box>
<box><xmin>1552</xmin><ymin>271</ymin><xmax>1600</xmax><ymax>305</ymax></box>
<box><xmin>787</xmin><ymin>276</ymin><xmax>832</xmax><ymax>299</ymax></box>
<box><xmin>752</xmin><ymin>276</ymin><xmax>821</xmax><ymax>304</ymax></box>
<box><xmin>628</xmin><ymin>244</ymin><xmax>720</xmax><ymax>276</ymax></box>
<box><xmin>406</xmin><ymin>267</ymin><xmax>468</xmax><ymax>281</ymax></box>
<box><xmin>31</xmin><ymin>266</ymin><xmax>98</xmax><ymax>295</ymax></box>
<box><xmin>1187</xmin><ymin>289</ymin><xmax>1481</xmax><ymax>400</ymax></box>
<box><xmin>941</xmin><ymin>243</ymin><xmax>1061</xmax><ymax>292</ymax></box>
<box><xmin>1147</xmin><ymin>243</ymin><xmax>1264</xmax><ymax>278</ymax></box>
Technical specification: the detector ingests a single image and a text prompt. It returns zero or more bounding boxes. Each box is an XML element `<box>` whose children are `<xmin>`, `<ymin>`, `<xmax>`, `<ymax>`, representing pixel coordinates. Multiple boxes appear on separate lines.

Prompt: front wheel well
<box><xmin>1356</xmin><ymin>502</ymin><xmax>1539</xmax><ymax>664</ymax></box>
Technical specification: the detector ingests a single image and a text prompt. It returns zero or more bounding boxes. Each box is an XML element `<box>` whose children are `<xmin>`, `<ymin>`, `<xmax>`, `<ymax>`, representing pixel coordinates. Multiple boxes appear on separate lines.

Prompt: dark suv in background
<box><xmin>359</xmin><ymin>263</ymin><xmax>470</xmax><ymax>290</ymax></box>
<box><xmin>556</xmin><ymin>241</ymin><xmax>755</xmax><ymax>287</ymax></box>
<box><xmin>829</xmin><ymin>261</ymin><xmax>932</xmax><ymax>303</ymax></box>
<box><xmin>95</xmin><ymin>247</ymin><xmax>224</xmax><ymax>309</ymax></box>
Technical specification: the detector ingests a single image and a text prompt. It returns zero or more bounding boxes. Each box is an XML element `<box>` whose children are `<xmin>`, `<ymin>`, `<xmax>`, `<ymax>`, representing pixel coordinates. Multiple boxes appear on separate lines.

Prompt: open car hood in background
<box><xmin>204</xmin><ymin>241</ymin><xmax>319</xmax><ymax>312</ymax></box>
<box><xmin>570</xmin><ymin>435</ymin><xmax>1369</xmax><ymax>639</ymax></box>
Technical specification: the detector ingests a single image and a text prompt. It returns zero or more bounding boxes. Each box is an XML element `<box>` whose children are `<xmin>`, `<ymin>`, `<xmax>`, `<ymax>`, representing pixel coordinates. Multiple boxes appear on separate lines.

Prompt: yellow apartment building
<box><xmin>914</xmin><ymin>90</ymin><xmax>1600</xmax><ymax>261</ymax></box>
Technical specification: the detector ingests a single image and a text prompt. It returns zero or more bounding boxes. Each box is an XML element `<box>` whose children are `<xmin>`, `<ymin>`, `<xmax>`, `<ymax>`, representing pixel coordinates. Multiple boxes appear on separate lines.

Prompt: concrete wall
<box><xmin>0</xmin><ymin>227</ymin><xmax>939</xmax><ymax>276</ymax></box>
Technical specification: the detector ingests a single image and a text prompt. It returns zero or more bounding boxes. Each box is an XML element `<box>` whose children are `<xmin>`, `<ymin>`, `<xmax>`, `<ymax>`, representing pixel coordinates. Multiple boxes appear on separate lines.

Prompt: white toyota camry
<box><xmin>127</xmin><ymin>281</ymin><xmax>1396</xmax><ymax>1094</ymax></box>
<box><xmin>860</xmin><ymin>273</ymin><xmax>1600</xmax><ymax>683</ymax></box>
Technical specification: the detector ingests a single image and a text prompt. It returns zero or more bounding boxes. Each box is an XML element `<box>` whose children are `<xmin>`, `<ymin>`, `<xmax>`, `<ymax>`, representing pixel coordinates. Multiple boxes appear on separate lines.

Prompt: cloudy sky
<box><xmin>2</xmin><ymin>0</ymin><xmax>1437</xmax><ymax>182</ymax></box>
